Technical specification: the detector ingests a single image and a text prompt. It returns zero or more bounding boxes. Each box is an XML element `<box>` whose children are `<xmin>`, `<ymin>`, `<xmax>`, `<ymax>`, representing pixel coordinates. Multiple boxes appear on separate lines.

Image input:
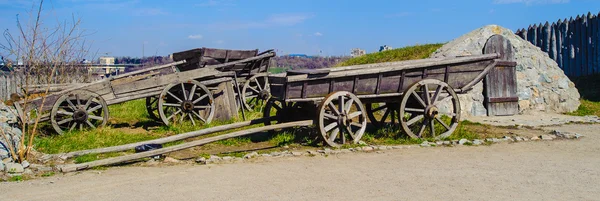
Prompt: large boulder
<box><xmin>0</xmin><ymin>102</ymin><xmax>21</xmax><ymax>160</ymax></box>
<box><xmin>431</xmin><ymin>25</ymin><xmax>580</xmax><ymax>117</ymax></box>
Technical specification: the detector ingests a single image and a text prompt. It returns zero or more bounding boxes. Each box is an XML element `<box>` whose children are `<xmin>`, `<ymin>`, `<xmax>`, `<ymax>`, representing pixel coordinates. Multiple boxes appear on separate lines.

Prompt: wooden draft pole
<box><xmin>58</xmin><ymin>120</ymin><xmax>313</xmax><ymax>172</ymax></box>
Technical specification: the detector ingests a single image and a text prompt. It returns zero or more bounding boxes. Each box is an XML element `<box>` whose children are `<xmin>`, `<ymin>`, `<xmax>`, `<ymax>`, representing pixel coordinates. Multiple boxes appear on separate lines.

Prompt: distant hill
<box><xmin>337</xmin><ymin>43</ymin><xmax>444</xmax><ymax>66</ymax></box>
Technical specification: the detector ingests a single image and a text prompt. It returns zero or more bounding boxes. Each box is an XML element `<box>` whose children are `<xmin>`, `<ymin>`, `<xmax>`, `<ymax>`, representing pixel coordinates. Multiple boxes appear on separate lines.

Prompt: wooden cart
<box><xmin>263</xmin><ymin>35</ymin><xmax>517</xmax><ymax>147</ymax></box>
<box><xmin>16</xmin><ymin>48</ymin><xmax>276</xmax><ymax>134</ymax></box>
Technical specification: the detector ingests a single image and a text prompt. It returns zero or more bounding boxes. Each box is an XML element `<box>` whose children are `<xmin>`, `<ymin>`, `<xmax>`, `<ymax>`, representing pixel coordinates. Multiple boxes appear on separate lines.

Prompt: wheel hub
<box><xmin>426</xmin><ymin>106</ymin><xmax>439</xmax><ymax>119</ymax></box>
<box><xmin>181</xmin><ymin>101</ymin><xmax>194</xmax><ymax>113</ymax></box>
<box><xmin>258</xmin><ymin>90</ymin><xmax>270</xmax><ymax>100</ymax></box>
<box><xmin>73</xmin><ymin>110</ymin><xmax>88</xmax><ymax>122</ymax></box>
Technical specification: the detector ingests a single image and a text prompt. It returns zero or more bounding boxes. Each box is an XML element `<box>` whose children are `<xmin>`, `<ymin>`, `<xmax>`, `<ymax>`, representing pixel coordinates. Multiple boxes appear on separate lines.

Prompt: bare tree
<box><xmin>0</xmin><ymin>0</ymin><xmax>92</xmax><ymax>162</ymax></box>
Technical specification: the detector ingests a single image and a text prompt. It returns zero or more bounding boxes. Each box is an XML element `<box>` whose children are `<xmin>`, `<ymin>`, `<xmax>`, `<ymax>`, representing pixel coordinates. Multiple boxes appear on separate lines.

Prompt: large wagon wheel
<box><xmin>51</xmin><ymin>90</ymin><xmax>109</xmax><ymax>134</ymax></box>
<box><xmin>242</xmin><ymin>74</ymin><xmax>270</xmax><ymax>111</ymax></box>
<box><xmin>317</xmin><ymin>91</ymin><xmax>367</xmax><ymax>147</ymax></box>
<box><xmin>158</xmin><ymin>80</ymin><xmax>214</xmax><ymax>126</ymax></box>
<box><xmin>399</xmin><ymin>79</ymin><xmax>460</xmax><ymax>139</ymax></box>
<box><xmin>365</xmin><ymin>102</ymin><xmax>400</xmax><ymax>128</ymax></box>
<box><xmin>145</xmin><ymin>96</ymin><xmax>160</xmax><ymax>120</ymax></box>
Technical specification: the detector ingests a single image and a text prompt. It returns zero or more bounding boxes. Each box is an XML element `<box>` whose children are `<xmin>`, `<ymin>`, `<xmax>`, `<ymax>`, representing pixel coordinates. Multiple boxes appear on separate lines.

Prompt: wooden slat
<box><xmin>487</xmin><ymin>97</ymin><xmax>519</xmax><ymax>103</ymax></box>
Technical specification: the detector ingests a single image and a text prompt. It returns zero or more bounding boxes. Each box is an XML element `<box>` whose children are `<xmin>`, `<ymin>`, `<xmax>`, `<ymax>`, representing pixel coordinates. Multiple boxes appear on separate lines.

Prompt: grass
<box><xmin>568</xmin><ymin>99</ymin><xmax>600</xmax><ymax>117</ymax></box>
<box><xmin>337</xmin><ymin>43</ymin><xmax>444</xmax><ymax>66</ymax></box>
<box><xmin>567</xmin><ymin>74</ymin><xmax>600</xmax><ymax>117</ymax></box>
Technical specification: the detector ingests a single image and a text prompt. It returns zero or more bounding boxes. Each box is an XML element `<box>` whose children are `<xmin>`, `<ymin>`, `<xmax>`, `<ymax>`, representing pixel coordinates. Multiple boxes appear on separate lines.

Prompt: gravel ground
<box><xmin>1</xmin><ymin>123</ymin><xmax>598</xmax><ymax>201</ymax></box>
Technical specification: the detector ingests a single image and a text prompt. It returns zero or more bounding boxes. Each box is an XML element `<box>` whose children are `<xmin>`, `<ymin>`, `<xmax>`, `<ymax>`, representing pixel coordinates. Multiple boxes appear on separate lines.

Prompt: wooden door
<box><xmin>483</xmin><ymin>35</ymin><xmax>519</xmax><ymax>116</ymax></box>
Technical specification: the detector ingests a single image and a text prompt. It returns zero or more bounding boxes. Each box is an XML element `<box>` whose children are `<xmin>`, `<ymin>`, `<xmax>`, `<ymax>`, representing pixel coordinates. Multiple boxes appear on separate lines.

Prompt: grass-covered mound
<box><xmin>337</xmin><ymin>43</ymin><xmax>444</xmax><ymax>66</ymax></box>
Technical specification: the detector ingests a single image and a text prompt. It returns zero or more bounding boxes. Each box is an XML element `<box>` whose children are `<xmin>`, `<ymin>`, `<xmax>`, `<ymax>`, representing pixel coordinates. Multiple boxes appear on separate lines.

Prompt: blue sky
<box><xmin>0</xmin><ymin>0</ymin><xmax>598</xmax><ymax>58</ymax></box>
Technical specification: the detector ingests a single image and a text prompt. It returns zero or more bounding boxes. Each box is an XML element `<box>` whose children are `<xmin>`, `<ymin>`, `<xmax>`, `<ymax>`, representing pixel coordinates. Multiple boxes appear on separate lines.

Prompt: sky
<box><xmin>0</xmin><ymin>0</ymin><xmax>598</xmax><ymax>58</ymax></box>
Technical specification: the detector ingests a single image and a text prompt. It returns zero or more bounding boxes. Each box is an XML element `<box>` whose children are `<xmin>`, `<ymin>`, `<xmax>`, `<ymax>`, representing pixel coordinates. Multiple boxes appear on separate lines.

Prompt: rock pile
<box><xmin>1</xmin><ymin>102</ymin><xmax>20</xmax><ymax>160</ymax></box>
<box><xmin>431</xmin><ymin>25</ymin><xmax>581</xmax><ymax>117</ymax></box>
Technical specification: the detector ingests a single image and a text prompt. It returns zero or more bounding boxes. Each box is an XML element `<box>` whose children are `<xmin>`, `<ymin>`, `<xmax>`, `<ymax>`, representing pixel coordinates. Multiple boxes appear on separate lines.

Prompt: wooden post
<box><xmin>522</xmin><ymin>28</ymin><xmax>528</xmax><ymax>41</ymax></box>
<box><xmin>596</xmin><ymin>13</ymin><xmax>600</xmax><ymax>74</ymax></box>
<box><xmin>556</xmin><ymin>19</ymin><xmax>563</xmax><ymax>68</ymax></box>
<box><xmin>570</xmin><ymin>17</ymin><xmax>576</xmax><ymax>77</ymax></box>
<box><xmin>550</xmin><ymin>22</ymin><xmax>556</xmax><ymax>59</ymax></box>
<box><xmin>587</xmin><ymin>13</ymin><xmax>593</xmax><ymax>75</ymax></box>
<box><xmin>543</xmin><ymin>22</ymin><xmax>550</xmax><ymax>53</ymax></box>
<box><xmin>581</xmin><ymin>14</ymin><xmax>589</xmax><ymax>76</ymax></box>
<box><xmin>211</xmin><ymin>79</ymin><xmax>238</xmax><ymax>121</ymax></box>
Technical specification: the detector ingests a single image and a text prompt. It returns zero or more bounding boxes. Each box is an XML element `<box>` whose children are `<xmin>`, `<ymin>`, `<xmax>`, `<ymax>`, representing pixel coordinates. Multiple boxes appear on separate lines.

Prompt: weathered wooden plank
<box><xmin>285</xmin><ymin>53</ymin><xmax>500</xmax><ymax>82</ymax></box>
<box><xmin>582</xmin><ymin>14</ymin><xmax>589</xmax><ymax>76</ymax></box>
<box><xmin>543</xmin><ymin>21</ymin><xmax>550</xmax><ymax>53</ymax></box>
<box><xmin>550</xmin><ymin>22</ymin><xmax>557</xmax><ymax>60</ymax></box>
<box><xmin>58</xmin><ymin>120</ymin><xmax>314</xmax><ymax>172</ymax></box>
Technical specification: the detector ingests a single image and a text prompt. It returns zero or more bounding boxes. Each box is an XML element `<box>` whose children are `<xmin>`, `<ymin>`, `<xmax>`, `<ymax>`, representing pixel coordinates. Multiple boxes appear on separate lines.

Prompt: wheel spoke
<box><xmin>167</xmin><ymin>109</ymin><xmax>182</xmax><ymax>120</ymax></box>
<box><xmin>192</xmin><ymin>111</ymin><xmax>206</xmax><ymax>123</ymax></box>
<box><xmin>429</xmin><ymin>119</ymin><xmax>436</xmax><ymax>138</ymax></box>
<box><xmin>83</xmin><ymin>96</ymin><xmax>94</xmax><ymax>109</ymax></box>
<box><xmin>69</xmin><ymin>123</ymin><xmax>77</xmax><ymax>131</ymax></box>
<box><xmin>249</xmin><ymin>87</ymin><xmax>260</xmax><ymax>94</ymax></box>
<box><xmin>194</xmin><ymin>105</ymin><xmax>211</xmax><ymax>109</ymax></box>
<box><xmin>348</xmin><ymin>111</ymin><xmax>362</xmax><ymax>119</ymax></box>
<box><xmin>350</xmin><ymin>122</ymin><xmax>363</xmax><ymax>128</ymax></box>
<box><xmin>87</xmin><ymin>105</ymin><xmax>103</xmax><ymax>113</ymax></box>
<box><xmin>256</xmin><ymin>80</ymin><xmax>263</xmax><ymax>91</ymax></box>
<box><xmin>411</xmin><ymin>91</ymin><xmax>427</xmax><ymax>108</ymax></box>
<box><xmin>371</xmin><ymin>105</ymin><xmax>387</xmax><ymax>112</ymax></box>
<box><xmin>66</xmin><ymin>99</ymin><xmax>77</xmax><ymax>110</ymax></box>
<box><xmin>57</xmin><ymin>111</ymin><xmax>74</xmax><ymax>116</ymax></box>
<box><xmin>189</xmin><ymin>84</ymin><xmax>198</xmax><ymax>101</ymax></box>
<box><xmin>167</xmin><ymin>91</ymin><xmax>183</xmax><ymax>103</ymax></box>
<box><xmin>324</xmin><ymin>122</ymin><xmax>338</xmax><ymax>132</ymax></box>
<box><xmin>181</xmin><ymin>83</ymin><xmax>188</xmax><ymax>101</ymax></box>
<box><xmin>88</xmin><ymin>115</ymin><xmax>104</xmax><ymax>121</ymax></box>
<box><xmin>323</xmin><ymin>113</ymin><xmax>338</xmax><ymax>120</ymax></box>
<box><xmin>85</xmin><ymin>120</ymin><xmax>96</xmax><ymax>129</ymax></box>
<box><xmin>431</xmin><ymin>85</ymin><xmax>443</xmax><ymax>104</ymax></box>
<box><xmin>193</xmin><ymin>94</ymin><xmax>208</xmax><ymax>104</ymax></box>
<box><xmin>272</xmin><ymin>103</ymin><xmax>282</xmax><ymax>111</ymax></box>
<box><xmin>189</xmin><ymin>113</ymin><xmax>196</xmax><ymax>126</ymax></box>
<box><xmin>381</xmin><ymin>109</ymin><xmax>391</xmax><ymax>123</ymax></box>
<box><xmin>406</xmin><ymin>114</ymin><xmax>424</xmax><ymax>126</ymax></box>
<box><xmin>417</xmin><ymin>121</ymin><xmax>427</xmax><ymax>137</ymax></box>
<box><xmin>163</xmin><ymin>103</ymin><xmax>180</xmax><ymax>107</ymax></box>
<box><xmin>435</xmin><ymin>116</ymin><xmax>451</xmax><ymax>130</ymax></box>
<box><xmin>345</xmin><ymin>98</ymin><xmax>354</xmax><ymax>113</ymax></box>
<box><xmin>328</xmin><ymin>102</ymin><xmax>340</xmax><ymax>116</ymax></box>
<box><xmin>345</xmin><ymin>125</ymin><xmax>356</xmax><ymax>139</ymax></box>
<box><xmin>76</xmin><ymin>94</ymin><xmax>81</xmax><ymax>106</ymax></box>
<box><xmin>179</xmin><ymin>112</ymin><xmax>185</xmax><ymax>122</ymax></box>
<box><xmin>57</xmin><ymin>118</ymin><xmax>73</xmax><ymax>125</ymax></box>
<box><xmin>328</xmin><ymin>128</ymin><xmax>339</xmax><ymax>142</ymax></box>
<box><xmin>404</xmin><ymin>108</ymin><xmax>425</xmax><ymax>113</ymax></box>
<box><xmin>339</xmin><ymin>96</ymin><xmax>345</xmax><ymax>115</ymax></box>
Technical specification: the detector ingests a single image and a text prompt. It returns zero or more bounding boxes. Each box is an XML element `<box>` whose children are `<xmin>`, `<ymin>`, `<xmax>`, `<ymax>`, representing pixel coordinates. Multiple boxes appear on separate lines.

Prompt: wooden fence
<box><xmin>515</xmin><ymin>12</ymin><xmax>600</xmax><ymax>77</ymax></box>
<box><xmin>0</xmin><ymin>71</ymin><xmax>94</xmax><ymax>101</ymax></box>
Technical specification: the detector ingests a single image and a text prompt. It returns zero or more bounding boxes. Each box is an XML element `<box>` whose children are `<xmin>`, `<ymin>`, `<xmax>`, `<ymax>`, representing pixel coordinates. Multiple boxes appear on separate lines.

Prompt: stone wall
<box><xmin>431</xmin><ymin>25</ymin><xmax>580</xmax><ymax>117</ymax></box>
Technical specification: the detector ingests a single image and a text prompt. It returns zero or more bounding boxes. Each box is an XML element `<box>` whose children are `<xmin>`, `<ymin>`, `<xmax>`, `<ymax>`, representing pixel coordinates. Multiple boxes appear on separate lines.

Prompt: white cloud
<box><xmin>314</xmin><ymin>32</ymin><xmax>323</xmax><ymax>36</ymax></box>
<box><xmin>493</xmin><ymin>0</ymin><xmax>569</xmax><ymax>5</ymax></box>
<box><xmin>188</xmin><ymin>34</ymin><xmax>203</xmax><ymax>40</ymax></box>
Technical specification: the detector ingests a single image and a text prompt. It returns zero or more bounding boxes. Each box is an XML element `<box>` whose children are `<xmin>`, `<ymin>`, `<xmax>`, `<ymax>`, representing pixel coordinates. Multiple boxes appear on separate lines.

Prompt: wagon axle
<box><xmin>72</xmin><ymin>109</ymin><xmax>89</xmax><ymax>122</ymax></box>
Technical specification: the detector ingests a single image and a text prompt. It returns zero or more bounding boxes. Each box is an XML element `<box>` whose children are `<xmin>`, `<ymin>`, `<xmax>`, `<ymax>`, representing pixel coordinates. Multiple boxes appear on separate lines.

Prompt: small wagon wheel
<box><xmin>158</xmin><ymin>80</ymin><xmax>214</xmax><ymax>126</ymax></box>
<box><xmin>317</xmin><ymin>91</ymin><xmax>367</xmax><ymax>147</ymax></box>
<box><xmin>50</xmin><ymin>90</ymin><xmax>109</xmax><ymax>134</ymax></box>
<box><xmin>399</xmin><ymin>79</ymin><xmax>460</xmax><ymax>139</ymax></box>
<box><xmin>365</xmin><ymin>102</ymin><xmax>400</xmax><ymax>128</ymax></box>
<box><xmin>145</xmin><ymin>96</ymin><xmax>160</xmax><ymax>120</ymax></box>
<box><xmin>242</xmin><ymin>74</ymin><xmax>270</xmax><ymax>110</ymax></box>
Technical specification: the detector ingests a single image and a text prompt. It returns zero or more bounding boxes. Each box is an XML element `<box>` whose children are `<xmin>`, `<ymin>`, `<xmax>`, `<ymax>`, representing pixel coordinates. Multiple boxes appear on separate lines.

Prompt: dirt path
<box><xmin>1</xmin><ymin>124</ymin><xmax>599</xmax><ymax>201</ymax></box>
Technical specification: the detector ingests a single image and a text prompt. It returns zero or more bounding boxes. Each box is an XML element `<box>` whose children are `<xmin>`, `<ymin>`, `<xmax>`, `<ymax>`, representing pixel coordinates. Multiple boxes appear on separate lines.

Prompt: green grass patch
<box><xmin>337</xmin><ymin>43</ymin><xmax>444</xmax><ymax>66</ymax></box>
<box><xmin>568</xmin><ymin>99</ymin><xmax>600</xmax><ymax>117</ymax></box>
<box><xmin>108</xmin><ymin>99</ymin><xmax>152</xmax><ymax>123</ymax></box>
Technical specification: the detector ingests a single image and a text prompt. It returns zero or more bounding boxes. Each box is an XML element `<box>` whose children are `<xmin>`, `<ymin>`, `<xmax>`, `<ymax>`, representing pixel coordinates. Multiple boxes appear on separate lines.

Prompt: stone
<box><xmin>307</xmin><ymin>150</ymin><xmax>319</xmax><ymax>156</ymax></box>
<box><xmin>5</xmin><ymin>162</ymin><xmax>24</xmax><ymax>174</ymax></box>
<box><xmin>430</xmin><ymin>25</ymin><xmax>580</xmax><ymax>117</ymax></box>
<box><xmin>222</xmin><ymin>156</ymin><xmax>233</xmax><ymax>161</ymax></box>
<box><xmin>260</xmin><ymin>154</ymin><xmax>271</xmax><ymax>157</ymax></box>
<box><xmin>243</xmin><ymin>152</ymin><xmax>259</xmax><ymax>159</ymax></box>
<box><xmin>458</xmin><ymin>139</ymin><xmax>469</xmax><ymax>145</ymax></box>
<box><xmin>270</xmin><ymin>152</ymin><xmax>282</xmax><ymax>156</ymax></box>
<box><xmin>514</xmin><ymin>136</ymin><xmax>523</xmax><ymax>141</ymax></box>
<box><xmin>209</xmin><ymin>155</ymin><xmax>222</xmax><ymax>161</ymax></box>
<box><xmin>163</xmin><ymin>157</ymin><xmax>181</xmax><ymax>163</ymax></box>
<box><xmin>531</xmin><ymin>136</ymin><xmax>540</xmax><ymax>140</ymax></box>
<box><xmin>358</xmin><ymin>141</ymin><xmax>367</xmax><ymax>145</ymax></box>
<box><xmin>291</xmin><ymin>151</ymin><xmax>303</xmax><ymax>156</ymax></box>
<box><xmin>0</xmin><ymin>160</ymin><xmax>4</xmax><ymax>172</ymax></box>
<box><xmin>420</xmin><ymin>143</ymin><xmax>431</xmax><ymax>147</ymax></box>
<box><xmin>23</xmin><ymin>169</ymin><xmax>34</xmax><ymax>176</ymax></box>
<box><xmin>21</xmin><ymin>160</ymin><xmax>30</xmax><ymax>169</ymax></box>
<box><xmin>443</xmin><ymin>141</ymin><xmax>451</xmax><ymax>145</ymax></box>
<box><xmin>341</xmin><ymin>149</ymin><xmax>352</xmax><ymax>153</ymax></box>
<box><xmin>195</xmin><ymin>157</ymin><xmax>207</xmax><ymax>164</ymax></box>
<box><xmin>436</xmin><ymin>141</ymin><xmax>444</xmax><ymax>145</ymax></box>
<box><xmin>362</xmin><ymin>146</ymin><xmax>374</xmax><ymax>151</ymax></box>
<box><xmin>472</xmin><ymin>139</ymin><xmax>483</xmax><ymax>145</ymax></box>
<box><xmin>540</xmin><ymin>135</ymin><xmax>553</xmax><ymax>140</ymax></box>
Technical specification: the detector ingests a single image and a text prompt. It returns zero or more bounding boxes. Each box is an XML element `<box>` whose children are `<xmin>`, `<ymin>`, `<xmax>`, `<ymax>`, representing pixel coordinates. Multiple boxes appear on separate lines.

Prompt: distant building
<box><xmin>351</xmin><ymin>48</ymin><xmax>366</xmax><ymax>57</ymax></box>
<box><xmin>99</xmin><ymin>56</ymin><xmax>115</xmax><ymax>65</ymax></box>
<box><xmin>287</xmin><ymin>54</ymin><xmax>311</xmax><ymax>58</ymax></box>
<box><xmin>379</xmin><ymin>45</ymin><xmax>392</xmax><ymax>52</ymax></box>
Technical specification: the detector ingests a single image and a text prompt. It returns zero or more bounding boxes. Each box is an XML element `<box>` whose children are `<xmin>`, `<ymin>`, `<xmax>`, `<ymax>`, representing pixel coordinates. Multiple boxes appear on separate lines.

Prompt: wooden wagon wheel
<box><xmin>399</xmin><ymin>79</ymin><xmax>460</xmax><ymax>139</ymax></box>
<box><xmin>50</xmin><ymin>90</ymin><xmax>109</xmax><ymax>134</ymax></box>
<box><xmin>242</xmin><ymin>74</ymin><xmax>270</xmax><ymax>111</ymax></box>
<box><xmin>317</xmin><ymin>91</ymin><xmax>367</xmax><ymax>147</ymax></box>
<box><xmin>158</xmin><ymin>80</ymin><xmax>214</xmax><ymax>126</ymax></box>
<box><xmin>145</xmin><ymin>96</ymin><xmax>160</xmax><ymax>120</ymax></box>
<box><xmin>365</xmin><ymin>102</ymin><xmax>400</xmax><ymax>128</ymax></box>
